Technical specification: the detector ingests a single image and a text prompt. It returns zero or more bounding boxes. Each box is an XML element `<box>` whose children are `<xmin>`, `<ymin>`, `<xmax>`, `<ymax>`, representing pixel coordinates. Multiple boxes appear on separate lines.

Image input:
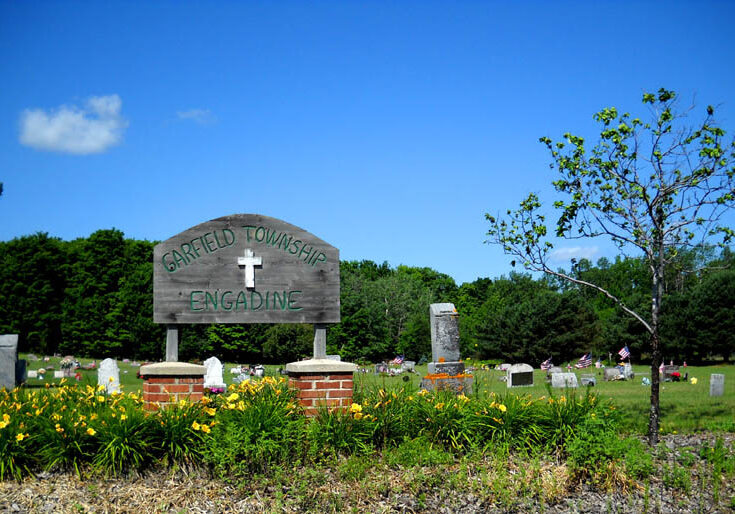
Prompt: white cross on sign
<box><xmin>237</xmin><ymin>249</ymin><xmax>262</xmax><ymax>289</ymax></box>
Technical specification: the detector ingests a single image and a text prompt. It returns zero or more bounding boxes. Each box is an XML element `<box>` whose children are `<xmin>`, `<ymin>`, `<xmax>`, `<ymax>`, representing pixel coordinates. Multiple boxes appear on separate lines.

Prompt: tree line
<box><xmin>0</xmin><ymin>230</ymin><xmax>732</xmax><ymax>364</ymax></box>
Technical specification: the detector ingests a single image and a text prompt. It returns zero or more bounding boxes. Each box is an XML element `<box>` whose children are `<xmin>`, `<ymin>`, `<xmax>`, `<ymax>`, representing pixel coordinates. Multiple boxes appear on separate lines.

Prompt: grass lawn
<box><xmin>18</xmin><ymin>354</ymin><xmax>734</xmax><ymax>434</ymax></box>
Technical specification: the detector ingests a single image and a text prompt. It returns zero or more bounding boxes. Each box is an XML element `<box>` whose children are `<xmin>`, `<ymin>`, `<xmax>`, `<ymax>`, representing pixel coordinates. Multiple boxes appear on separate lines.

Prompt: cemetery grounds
<box><xmin>1</xmin><ymin>355</ymin><xmax>734</xmax><ymax>512</ymax></box>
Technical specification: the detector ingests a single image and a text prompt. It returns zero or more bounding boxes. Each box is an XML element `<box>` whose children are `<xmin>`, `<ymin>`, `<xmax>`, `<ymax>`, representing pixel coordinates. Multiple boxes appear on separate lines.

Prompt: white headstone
<box><xmin>507</xmin><ymin>363</ymin><xmax>534</xmax><ymax>388</ymax></box>
<box><xmin>28</xmin><ymin>370</ymin><xmax>38</xmax><ymax>379</ymax></box>
<box><xmin>710</xmin><ymin>374</ymin><xmax>725</xmax><ymax>397</ymax></box>
<box><xmin>203</xmin><ymin>357</ymin><xmax>226</xmax><ymax>390</ymax></box>
<box><xmin>401</xmin><ymin>360</ymin><xmax>416</xmax><ymax>373</ymax></box>
<box><xmin>551</xmin><ymin>372</ymin><xmax>579</xmax><ymax>388</ymax></box>
<box><xmin>254</xmin><ymin>365</ymin><xmax>265</xmax><ymax>377</ymax></box>
<box><xmin>97</xmin><ymin>358</ymin><xmax>120</xmax><ymax>394</ymax></box>
<box><xmin>53</xmin><ymin>370</ymin><xmax>64</xmax><ymax>379</ymax></box>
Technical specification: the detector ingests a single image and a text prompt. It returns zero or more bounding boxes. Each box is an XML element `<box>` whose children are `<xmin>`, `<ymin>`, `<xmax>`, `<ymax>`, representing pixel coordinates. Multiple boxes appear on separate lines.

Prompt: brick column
<box><xmin>139</xmin><ymin>362</ymin><xmax>206</xmax><ymax>411</ymax></box>
<box><xmin>286</xmin><ymin>359</ymin><xmax>358</xmax><ymax>417</ymax></box>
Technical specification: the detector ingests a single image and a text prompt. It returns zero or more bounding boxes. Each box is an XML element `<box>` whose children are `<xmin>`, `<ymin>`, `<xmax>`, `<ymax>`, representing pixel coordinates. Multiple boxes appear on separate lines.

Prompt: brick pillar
<box><xmin>285</xmin><ymin>360</ymin><xmax>358</xmax><ymax>417</ymax></box>
<box><xmin>139</xmin><ymin>362</ymin><xmax>206</xmax><ymax>411</ymax></box>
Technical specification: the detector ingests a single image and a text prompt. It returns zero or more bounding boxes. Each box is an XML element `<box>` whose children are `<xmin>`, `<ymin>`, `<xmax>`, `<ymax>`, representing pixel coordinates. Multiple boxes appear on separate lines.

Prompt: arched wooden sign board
<box><xmin>153</xmin><ymin>214</ymin><xmax>340</xmax><ymax>360</ymax></box>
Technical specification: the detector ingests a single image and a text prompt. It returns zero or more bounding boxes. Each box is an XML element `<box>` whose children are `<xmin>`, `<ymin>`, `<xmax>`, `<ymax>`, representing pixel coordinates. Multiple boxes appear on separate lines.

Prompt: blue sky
<box><xmin>2</xmin><ymin>1</ymin><xmax>734</xmax><ymax>285</ymax></box>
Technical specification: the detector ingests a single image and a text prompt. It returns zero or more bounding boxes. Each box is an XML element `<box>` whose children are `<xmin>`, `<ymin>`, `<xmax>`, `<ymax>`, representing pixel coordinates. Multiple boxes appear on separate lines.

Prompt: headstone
<box><xmin>507</xmin><ymin>363</ymin><xmax>534</xmax><ymax>388</ymax></box>
<box><xmin>53</xmin><ymin>370</ymin><xmax>64</xmax><ymax>379</ymax></box>
<box><xmin>710</xmin><ymin>374</ymin><xmax>724</xmax><ymax>397</ymax></box>
<box><xmin>375</xmin><ymin>362</ymin><xmax>388</xmax><ymax>374</ymax></box>
<box><xmin>401</xmin><ymin>360</ymin><xmax>416</xmax><ymax>373</ymax></box>
<box><xmin>662</xmin><ymin>365</ymin><xmax>680</xmax><ymax>382</ymax></box>
<box><xmin>498</xmin><ymin>363</ymin><xmax>511</xmax><ymax>371</ymax></box>
<box><xmin>28</xmin><ymin>370</ymin><xmax>38</xmax><ymax>379</ymax></box>
<box><xmin>254</xmin><ymin>364</ymin><xmax>265</xmax><ymax>377</ymax></box>
<box><xmin>203</xmin><ymin>357</ymin><xmax>226</xmax><ymax>390</ymax></box>
<box><xmin>545</xmin><ymin>366</ymin><xmax>563</xmax><ymax>382</ymax></box>
<box><xmin>551</xmin><ymin>372</ymin><xmax>578</xmax><ymax>388</ymax></box>
<box><xmin>233</xmin><ymin>373</ymin><xmax>249</xmax><ymax>384</ymax></box>
<box><xmin>427</xmin><ymin>303</ymin><xmax>464</xmax><ymax>376</ymax></box>
<box><xmin>622</xmin><ymin>363</ymin><xmax>634</xmax><ymax>379</ymax></box>
<box><xmin>604</xmin><ymin>367</ymin><xmax>623</xmax><ymax>381</ymax></box>
<box><xmin>97</xmin><ymin>358</ymin><xmax>120</xmax><ymax>394</ymax></box>
<box><xmin>580</xmin><ymin>374</ymin><xmax>596</xmax><ymax>387</ymax></box>
<box><xmin>27</xmin><ymin>354</ymin><xmax>39</xmax><ymax>361</ymax></box>
<box><xmin>0</xmin><ymin>335</ymin><xmax>19</xmax><ymax>391</ymax></box>
<box><xmin>326</xmin><ymin>355</ymin><xmax>341</xmax><ymax>361</ymax></box>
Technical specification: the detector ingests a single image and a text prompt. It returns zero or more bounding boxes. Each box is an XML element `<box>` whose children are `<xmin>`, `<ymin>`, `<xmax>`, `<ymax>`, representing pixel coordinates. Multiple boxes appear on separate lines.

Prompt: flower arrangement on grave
<box><xmin>205</xmin><ymin>386</ymin><xmax>225</xmax><ymax>395</ymax></box>
<box><xmin>671</xmin><ymin>371</ymin><xmax>681</xmax><ymax>382</ymax></box>
<box><xmin>60</xmin><ymin>357</ymin><xmax>75</xmax><ymax>370</ymax></box>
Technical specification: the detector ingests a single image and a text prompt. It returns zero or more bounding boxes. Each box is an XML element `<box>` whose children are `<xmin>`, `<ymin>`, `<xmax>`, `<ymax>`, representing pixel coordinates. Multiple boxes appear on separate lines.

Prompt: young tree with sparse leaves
<box><xmin>485</xmin><ymin>88</ymin><xmax>735</xmax><ymax>445</ymax></box>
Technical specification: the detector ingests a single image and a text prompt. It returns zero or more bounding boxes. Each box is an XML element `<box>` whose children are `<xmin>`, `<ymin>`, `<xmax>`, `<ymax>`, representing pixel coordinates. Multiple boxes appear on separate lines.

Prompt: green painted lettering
<box><xmin>221</xmin><ymin>291</ymin><xmax>234</xmax><ymax>311</ymax></box>
<box><xmin>181</xmin><ymin>242</ymin><xmax>197</xmax><ymax>263</ymax></box>
<box><xmin>203</xmin><ymin>232</ymin><xmax>216</xmax><ymax>252</ymax></box>
<box><xmin>312</xmin><ymin>252</ymin><xmax>327</xmax><ymax>266</ymax></box>
<box><xmin>172</xmin><ymin>249</ymin><xmax>188</xmax><ymax>267</ymax></box>
<box><xmin>235</xmin><ymin>291</ymin><xmax>247</xmax><ymax>310</ymax></box>
<box><xmin>298</xmin><ymin>244</ymin><xmax>313</xmax><ymax>262</ymax></box>
<box><xmin>287</xmin><ymin>290</ymin><xmax>302</xmax><ymax>311</ymax></box>
<box><xmin>190</xmin><ymin>291</ymin><xmax>204</xmax><ymax>311</ymax></box>
<box><xmin>242</xmin><ymin>225</ymin><xmax>256</xmax><ymax>242</ymax></box>
<box><xmin>222</xmin><ymin>228</ymin><xmax>236</xmax><ymax>246</ymax></box>
<box><xmin>188</xmin><ymin>238</ymin><xmax>202</xmax><ymax>258</ymax></box>
<box><xmin>162</xmin><ymin>252</ymin><xmax>177</xmax><ymax>272</ymax></box>
<box><xmin>255</xmin><ymin>226</ymin><xmax>266</xmax><ymax>242</ymax></box>
<box><xmin>250</xmin><ymin>291</ymin><xmax>263</xmax><ymax>310</ymax></box>
<box><xmin>205</xmin><ymin>291</ymin><xmax>218</xmax><ymax>310</ymax></box>
<box><xmin>279</xmin><ymin>235</ymin><xmax>292</xmax><ymax>252</ymax></box>
<box><xmin>199</xmin><ymin>235</ymin><xmax>211</xmax><ymax>253</ymax></box>
<box><xmin>289</xmin><ymin>240</ymin><xmax>301</xmax><ymax>255</ymax></box>
<box><xmin>273</xmin><ymin>291</ymin><xmax>288</xmax><ymax>310</ymax></box>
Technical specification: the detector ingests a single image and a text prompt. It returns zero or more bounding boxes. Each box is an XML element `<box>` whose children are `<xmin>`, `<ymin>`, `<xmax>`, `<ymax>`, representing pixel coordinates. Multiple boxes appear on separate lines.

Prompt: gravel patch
<box><xmin>1</xmin><ymin>433</ymin><xmax>733</xmax><ymax>513</ymax></box>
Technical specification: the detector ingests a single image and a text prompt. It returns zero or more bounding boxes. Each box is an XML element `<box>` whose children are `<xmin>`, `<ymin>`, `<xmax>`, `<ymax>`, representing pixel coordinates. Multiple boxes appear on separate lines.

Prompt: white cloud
<box><xmin>176</xmin><ymin>108</ymin><xmax>216</xmax><ymax>125</ymax></box>
<box><xmin>19</xmin><ymin>95</ymin><xmax>127</xmax><ymax>155</ymax></box>
<box><xmin>549</xmin><ymin>246</ymin><xmax>600</xmax><ymax>263</ymax></box>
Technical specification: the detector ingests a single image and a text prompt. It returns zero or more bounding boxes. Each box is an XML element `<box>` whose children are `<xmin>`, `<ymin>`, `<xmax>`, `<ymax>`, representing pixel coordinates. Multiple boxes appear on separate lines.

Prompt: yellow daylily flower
<box><xmin>86</xmin><ymin>428</ymin><xmax>96</xmax><ymax>436</ymax></box>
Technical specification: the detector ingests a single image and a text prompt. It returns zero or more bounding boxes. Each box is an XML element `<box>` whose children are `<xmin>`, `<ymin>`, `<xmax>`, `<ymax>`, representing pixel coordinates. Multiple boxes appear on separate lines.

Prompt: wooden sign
<box><xmin>153</xmin><ymin>214</ymin><xmax>340</xmax><ymax>324</ymax></box>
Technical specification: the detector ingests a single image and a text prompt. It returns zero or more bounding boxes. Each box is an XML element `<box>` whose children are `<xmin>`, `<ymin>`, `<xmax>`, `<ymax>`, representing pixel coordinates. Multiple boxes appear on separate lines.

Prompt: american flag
<box><xmin>540</xmin><ymin>357</ymin><xmax>553</xmax><ymax>370</ymax></box>
<box><xmin>390</xmin><ymin>355</ymin><xmax>404</xmax><ymax>365</ymax></box>
<box><xmin>575</xmin><ymin>353</ymin><xmax>592</xmax><ymax>368</ymax></box>
<box><xmin>618</xmin><ymin>346</ymin><xmax>630</xmax><ymax>359</ymax></box>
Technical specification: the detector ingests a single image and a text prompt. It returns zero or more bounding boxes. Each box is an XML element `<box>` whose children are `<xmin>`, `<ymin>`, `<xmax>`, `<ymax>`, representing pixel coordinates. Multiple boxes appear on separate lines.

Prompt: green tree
<box><xmin>486</xmin><ymin>88</ymin><xmax>735</xmax><ymax>444</ymax></box>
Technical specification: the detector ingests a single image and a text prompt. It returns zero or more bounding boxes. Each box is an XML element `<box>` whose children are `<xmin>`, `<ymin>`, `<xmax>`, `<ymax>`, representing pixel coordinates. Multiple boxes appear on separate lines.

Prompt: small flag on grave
<box><xmin>618</xmin><ymin>346</ymin><xmax>630</xmax><ymax>359</ymax></box>
<box><xmin>575</xmin><ymin>353</ymin><xmax>592</xmax><ymax>368</ymax></box>
<box><xmin>540</xmin><ymin>357</ymin><xmax>553</xmax><ymax>370</ymax></box>
<box><xmin>390</xmin><ymin>355</ymin><xmax>404</xmax><ymax>365</ymax></box>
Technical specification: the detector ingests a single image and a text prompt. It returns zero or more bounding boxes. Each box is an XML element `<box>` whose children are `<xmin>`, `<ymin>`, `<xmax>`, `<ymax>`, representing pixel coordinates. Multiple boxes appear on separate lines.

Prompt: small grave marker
<box><xmin>0</xmin><ymin>335</ymin><xmax>19</xmax><ymax>390</ymax></box>
<box><xmin>507</xmin><ymin>363</ymin><xmax>534</xmax><ymax>388</ymax></box>
<box><xmin>203</xmin><ymin>357</ymin><xmax>226</xmax><ymax>391</ymax></box>
<box><xmin>551</xmin><ymin>372</ymin><xmax>579</xmax><ymax>388</ymax></box>
<box><xmin>710</xmin><ymin>374</ymin><xmax>724</xmax><ymax>397</ymax></box>
<box><xmin>97</xmin><ymin>358</ymin><xmax>120</xmax><ymax>394</ymax></box>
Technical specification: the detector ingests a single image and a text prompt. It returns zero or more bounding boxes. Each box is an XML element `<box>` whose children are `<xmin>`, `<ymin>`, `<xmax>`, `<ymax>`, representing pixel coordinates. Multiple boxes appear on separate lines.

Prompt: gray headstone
<box><xmin>203</xmin><ymin>357</ymin><xmax>226</xmax><ymax>389</ymax></box>
<box><xmin>507</xmin><ymin>363</ymin><xmax>534</xmax><ymax>388</ymax></box>
<box><xmin>326</xmin><ymin>354</ymin><xmax>342</xmax><ymax>361</ymax></box>
<box><xmin>551</xmin><ymin>372</ymin><xmax>579</xmax><ymax>388</ymax></box>
<box><xmin>622</xmin><ymin>363</ymin><xmax>634</xmax><ymax>379</ymax></box>
<box><xmin>710</xmin><ymin>374</ymin><xmax>724</xmax><ymax>397</ymax></box>
<box><xmin>604</xmin><ymin>367</ymin><xmax>623</xmax><ymax>381</ymax></box>
<box><xmin>580</xmin><ymin>374</ymin><xmax>596</xmax><ymax>387</ymax></box>
<box><xmin>97</xmin><ymin>358</ymin><xmax>120</xmax><ymax>394</ymax></box>
<box><xmin>401</xmin><ymin>360</ymin><xmax>416</xmax><ymax>373</ymax></box>
<box><xmin>427</xmin><ymin>303</ymin><xmax>465</xmax><ymax>375</ymax></box>
<box><xmin>15</xmin><ymin>360</ymin><xmax>27</xmax><ymax>385</ymax></box>
<box><xmin>0</xmin><ymin>335</ymin><xmax>19</xmax><ymax>391</ymax></box>
<box><xmin>375</xmin><ymin>363</ymin><xmax>388</xmax><ymax>374</ymax></box>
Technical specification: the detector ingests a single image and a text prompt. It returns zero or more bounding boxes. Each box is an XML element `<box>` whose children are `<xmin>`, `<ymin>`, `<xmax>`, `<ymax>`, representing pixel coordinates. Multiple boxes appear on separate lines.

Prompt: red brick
<box><xmin>180</xmin><ymin>377</ymin><xmax>204</xmax><ymax>384</ymax></box>
<box><xmin>163</xmin><ymin>384</ymin><xmax>190</xmax><ymax>394</ymax></box>
<box><xmin>314</xmin><ymin>398</ymin><xmax>342</xmax><ymax>407</ymax></box>
<box><xmin>143</xmin><ymin>383</ymin><xmax>161</xmax><ymax>393</ymax></box>
<box><xmin>191</xmin><ymin>384</ymin><xmax>204</xmax><ymax>393</ymax></box>
<box><xmin>340</xmin><ymin>398</ymin><xmax>353</xmax><ymax>406</ymax></box>
<box><xmin>303</xmin><ymin>407</ymin><xmax>319</xmax><ymax>416</ymax></box>
<box><xmin>145</xmin><ymin>392</ymin><xmax>172</xmax><ymax>403</ymax></box>
<box><xmin>187</xmin><ymin>393</ymin><xmax>203</xmax><ymax>402</ymax></box>
<box><xmin>315</xmin><ymin>381</ymin><xmax>342</xmax><ymax>389</ymax></box>
<box><xmin>340</xmin><ymin>380</ymin><xmax>354</xmax><ymax>389</ymax></box>
<box><xmin>146</xmin><ymin>377</ymin><xmax>172</xmax><ymax>384</ymax></box>
<box><xmin>294</xmin><ymin>374</ymin><xmax>327</xmax><ymax>381</ymax></box>
<box><xmin>298</xmin><ymin>390</ymin><xmax>327</xmax><ymax>399</ymax></box>
<box><xmin>328</xmin><ymin>374</ymin><xmax>353</xmax><ymax>380</ymax></box>
<box><xmin>294</xmin><ymin>380</ymin><xmax>315</xmax><ymax>390</ymax></box>
<box><xmin>327</xmin><ymin>389</ymin><xmax>352</xmax><ymax>398</ymax></box>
